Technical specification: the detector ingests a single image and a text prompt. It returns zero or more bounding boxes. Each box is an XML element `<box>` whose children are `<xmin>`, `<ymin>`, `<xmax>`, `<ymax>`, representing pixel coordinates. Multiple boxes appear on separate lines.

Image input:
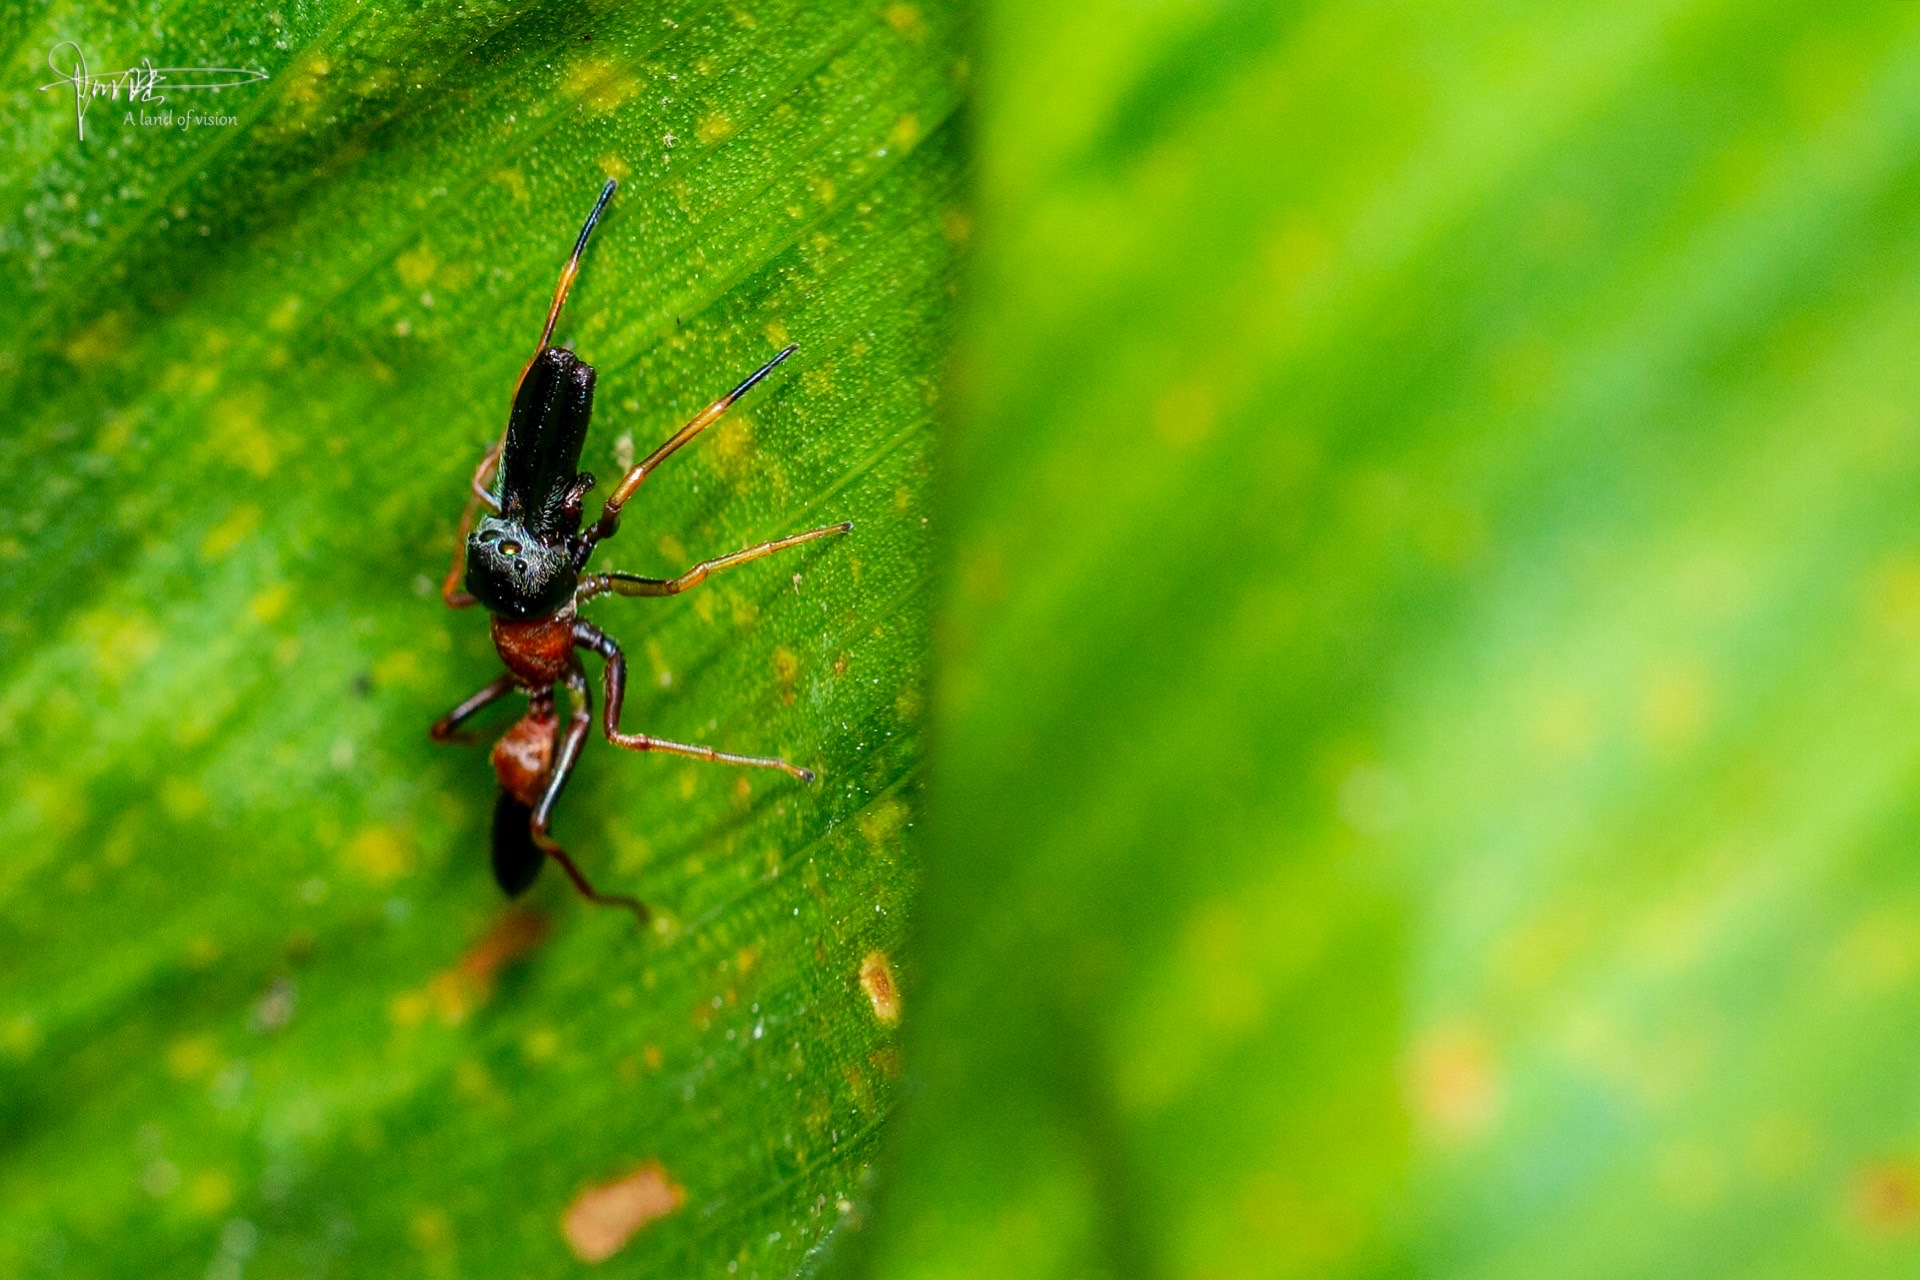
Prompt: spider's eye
<box><xmin>501</xmin><ymin>541</ymin><xmax>521</xmax><ymax>558</ymax></box>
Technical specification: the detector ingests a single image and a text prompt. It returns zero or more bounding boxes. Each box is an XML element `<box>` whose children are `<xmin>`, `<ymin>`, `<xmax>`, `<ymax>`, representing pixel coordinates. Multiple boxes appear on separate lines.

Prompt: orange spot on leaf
<box><xmin>562</xmin><ymin>1161</ymin><xmax>685</xmax><ymax>1263</ymax></box>
<box><xmin>1854</xmin><ymin>1161</ymin><xmax>1920</xmax><ymax>1234</ymax></box>
<box><xmin>860</xmin><ymin>951</ymin><xmax>901</xmax><ymax>1025</ymax></box>
<box><xmin>461</xmin><ymin>908</ymin><xmax>548</xmax><ymax>984</ymax></box>
<box><xmin>1408</xmin><ymin>1024</ymin><xmax>1500</xmax><ymax>1143</ymax></box>
<box><xmin>427</xmin><ymin>908</ymin><xmax>549</xmax><ymax>1024</ymax></box>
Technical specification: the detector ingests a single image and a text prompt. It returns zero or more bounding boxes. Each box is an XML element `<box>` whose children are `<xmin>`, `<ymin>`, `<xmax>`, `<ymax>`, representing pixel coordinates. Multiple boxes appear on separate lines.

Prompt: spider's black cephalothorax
<box><xmin>463</xmin><ymin>345</ymin><xmax>597</xmax><ymax>619</ymax></box>
<box><xmin>429</xmin><ymin>178</ymin><xmax>852</xmax><ymax>923</ymax></box>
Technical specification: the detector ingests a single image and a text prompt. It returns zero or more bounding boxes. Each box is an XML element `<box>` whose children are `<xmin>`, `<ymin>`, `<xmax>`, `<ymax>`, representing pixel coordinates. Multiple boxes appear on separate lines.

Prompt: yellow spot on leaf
<box><xmin>410</xmin><ymin>1207</ymin><xmax>454</xmax><ymax>1254</ymax></box>
<box><xmin>248</xmin><ymin>583</ymin><xmax>291</xmax><ymax>624</ymax></box>
<box><xmin>888</xmin><ymin>114</ymin><xmax>920</xmax><ymax>148</ymax></box>
<box><xmin>212</xmin><ymin>389</ymin><xmax>275</xmax><ymax>476</ymax></box>
<box><xmin>202</xmin><ymin>503</ymin><xmax>261</xmax><ymax>558</ymax></box>
<box><xmin>345</xmin><ymin>826</ymin><xmax>413</xmax><ymax>882</ymax></box>
<box><xmin>390</xmin><ymin>990</ymin><xmax>430</xmax><ymax>1028</ymax></box>
<box><xmin>77</xmin><ymin>610</ymin><xmax>159</xmax><ymax>679</ymax></box>
<box><xmin>523</xmin><ymin>1026</ymin><xmax>559</xmax><ymax>1063</ymax></box>
<box><xmin>64</xmin><ymin>310</ymin><xmax>129</xmax><ymax>368</ymax></box>
<box><xmin>695</xmin><ymin>111</ymin><xmax>736</xmax><ymax>145</ymax></box>
<box><xmin>426</xmin><ymin>971</ymin><xmax>479</xmax><ymax>1025</ymax></box>
<box><xmin>1871</xmin><ymin>556</ymin><xmax>1920</xmax><ymax>663</ymax></box>
<box><xmin>166</xmin><ymin>1036</ymin><xmax>219</xmax><ymax>1080</ymax></box>
<box><xmin>1154</xmin><ymin>380</ymin><xmax>1217</xmax><ymax>448</ymax></box>
<box><xmin>283</xmin><ymin>53</ymin><xmax>329</xmax><ymax>105</ymax></box>
<box><xmin>95</xmin><ymin>411</ymin><xmax>134</xmax><ymax>454</ymax></box>
<box><xmin>859</xmin><ymin>798</ymin><xmax>907</xmax><ymax>849</ymax></box>
<box><xmin>707</xmin><ymin>413</ymin><xmax>754</xmax><ymax>480</ymax></box>
<box><xmin>885</xmin><ymin>4</ymin><xmax>925</xmax><ymax>37</ymax></box>
<box><xmin>1</xmin><ymin>1016</ymin><xmax>40</xmax><ymax>1059</ymax></box>
<box><xmin>491</xmin><ymin>167</ymin><xmax>528</xmax><ymax>203</ymax></box>
<box><xmin>565</xmin><ymin>56</ymin><xmax>640</xmax><ymax>114</ymax></box>
<box><xmin>373</xmin><ymin>648</ymin><xmax>422</xmax><ymax>690</ymax></box>
<box><xmin>188</xmin><ymin>1169</ymin><xmax>234</xmax><ymax>1216</ymax></box>
<box><xmin>161</xmin><ymin>779</ymin><xmax>208</xmax><ymax>820</ymax></box>
<box><xmin>395</xmin><ymin>244</ymin><xmax>438</xmax><ymax>289</ymax></box>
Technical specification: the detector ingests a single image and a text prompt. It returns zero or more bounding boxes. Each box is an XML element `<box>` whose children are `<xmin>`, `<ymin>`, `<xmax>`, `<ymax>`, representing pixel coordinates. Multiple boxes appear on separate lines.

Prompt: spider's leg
<box><xmin>582</xmin><ymin>345</ymin><xmax>799</xmax><ymax>552</ymax></box>
<box><xmin>571</xmin><ymin>619</ymin><xmax>814</xmax><ymax>782</ymax></box>
<box><xmin>429</xmin><ymin>673</ymin><xmax>516</xmax><ymax>741</ymax></box>
<box><xmin>576</xmin><ymin>521</ymin><xmax>851</xmax><ymax>603</ymax></box>
<box><xmin>527</xmin><ymin>663</ymin><xmax>648</xmax><ymax>922</ymax></box>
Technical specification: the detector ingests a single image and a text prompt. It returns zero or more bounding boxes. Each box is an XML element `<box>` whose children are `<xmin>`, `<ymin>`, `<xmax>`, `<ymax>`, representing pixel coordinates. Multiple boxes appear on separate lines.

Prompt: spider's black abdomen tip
<box><xmin>491</xmin><ymin>791</ymin><xmax>545</xmax><ymax>896</ymax></box>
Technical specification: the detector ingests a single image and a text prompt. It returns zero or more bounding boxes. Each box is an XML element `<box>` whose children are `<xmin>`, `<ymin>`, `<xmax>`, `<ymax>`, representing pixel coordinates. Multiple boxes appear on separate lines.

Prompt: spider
<box><xmin>429</xmin><ymin>179</ymin><xmax>849</xmax><ymax>922</ymax></box>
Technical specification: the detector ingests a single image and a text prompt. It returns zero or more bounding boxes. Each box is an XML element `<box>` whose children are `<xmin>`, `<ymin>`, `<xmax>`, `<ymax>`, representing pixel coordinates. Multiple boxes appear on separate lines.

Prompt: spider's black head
<box><xmin>465</xmin><ymin>344</ymin><xmax>599</xmax><ymax>619</ymax></box>
<box><xmin>466</xmin><ymin>515</ymin><xmax>577</xmax><ymax>619</ymax></box>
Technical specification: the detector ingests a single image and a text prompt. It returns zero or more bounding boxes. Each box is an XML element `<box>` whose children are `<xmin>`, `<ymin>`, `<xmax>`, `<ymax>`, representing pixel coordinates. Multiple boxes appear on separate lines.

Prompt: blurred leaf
<box><xmin>0</xmin><ymin>1</ymin><xmax>960</xmax><ymax>1275</ymax></box>
<box><xmin>871</xmin><ymin>1</ymin><xmax>1920</xmax><ymax>1278</ymax></box>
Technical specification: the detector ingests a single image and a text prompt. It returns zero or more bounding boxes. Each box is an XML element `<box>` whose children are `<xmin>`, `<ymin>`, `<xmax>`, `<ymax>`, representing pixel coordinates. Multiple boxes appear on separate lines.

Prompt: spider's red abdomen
<box><xmin>490</xmin><ymin>708</ymin><xmax>557</xmax><ymax>807</ymax></box>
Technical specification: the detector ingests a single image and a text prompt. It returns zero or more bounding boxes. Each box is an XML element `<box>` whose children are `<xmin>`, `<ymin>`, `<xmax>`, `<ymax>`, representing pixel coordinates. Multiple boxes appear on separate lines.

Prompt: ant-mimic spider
<box><xmin>430</xmin><ymin>179</ymin><xmax>849</xmax><ymax>922</ymax></box>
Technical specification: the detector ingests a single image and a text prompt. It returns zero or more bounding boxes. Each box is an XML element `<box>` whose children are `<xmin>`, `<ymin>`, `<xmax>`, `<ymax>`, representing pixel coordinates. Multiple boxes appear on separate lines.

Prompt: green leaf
<box><xmin>869</xmin><ymin>1</ymin><xmax>1920</xmax><ymax>1278</ymax></box>
<box><xmin>0</xmin><ymin>2</ymin><xmax>960</xmax><ymax>1274</ymax></box>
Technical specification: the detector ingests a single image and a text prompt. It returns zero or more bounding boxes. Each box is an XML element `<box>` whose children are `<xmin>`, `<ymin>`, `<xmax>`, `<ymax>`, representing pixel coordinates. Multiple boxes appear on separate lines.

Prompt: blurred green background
<box><xmin>9</xmin><ymin>0</ymin><xmax>1920</xmax><ymax>1276</ymax></box>
<box><xmin>872</xmin><ymin>1</ymin><xmax>1920</xmax><ymax>1278</ymax></box>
